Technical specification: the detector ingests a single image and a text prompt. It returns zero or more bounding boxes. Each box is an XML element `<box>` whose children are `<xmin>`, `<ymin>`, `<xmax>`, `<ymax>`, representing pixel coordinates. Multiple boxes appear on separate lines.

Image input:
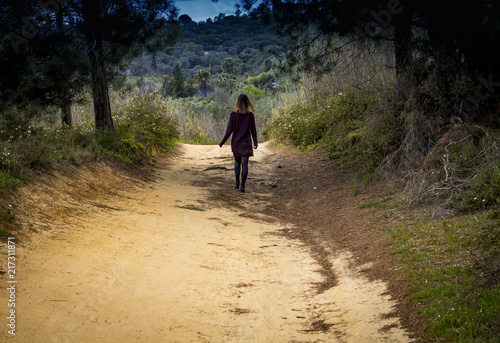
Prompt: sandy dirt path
<box><xmin>1</xmin><ymin>143</ymin><xmax>412</xmax><ymax>342</ymax></box>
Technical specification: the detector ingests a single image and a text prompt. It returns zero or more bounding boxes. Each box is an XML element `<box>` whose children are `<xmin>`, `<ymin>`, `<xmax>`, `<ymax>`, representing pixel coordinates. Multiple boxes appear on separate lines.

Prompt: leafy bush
<box><xmin>245</xmin><ymin>71</ymin><xmax>275</xmax><ymax>90</ymax></box>
<box><xmin>272</xmin><ymin>100</ymin><xmax>325</xmax><ymax>147</ymax></box>
<box><xmin>242</xmin><ymin>84</ymin><xmax>266</xmax><ymax>100</ymax></box>
<box><xmin>119</xmin><ymin>92</ymin><xmax>179</xmax><ymax>160</ymax></box>
<box><xmin>0</xmin><ymin>92</ymin><xmax>178</xmax><ymax>189</ymax></box>
<box><xmin>268</xmin><ymin>90</ymin><xmax>386</xmax><ymax>175</ymax></box>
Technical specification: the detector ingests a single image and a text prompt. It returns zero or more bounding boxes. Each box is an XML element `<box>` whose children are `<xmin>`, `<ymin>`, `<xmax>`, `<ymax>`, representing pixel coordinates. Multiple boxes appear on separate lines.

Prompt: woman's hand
<box><xmin>254</xmin><ymin>146</ymin><xmax>258</xmax><ymax>150</ymax></box>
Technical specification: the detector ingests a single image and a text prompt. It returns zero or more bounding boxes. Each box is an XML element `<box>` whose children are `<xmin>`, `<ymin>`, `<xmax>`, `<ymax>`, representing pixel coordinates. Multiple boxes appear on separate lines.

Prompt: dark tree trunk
<box><xmin>82</xmin><ymin>0</ymin><xmax>114</xmax><ymax>131</ymax></box>
<box><xmin>56</xmin><ymin>6</ymin><xmax>63</xmax><ymax>29</ymax></box>
<box><xmin>61</xmin><ymin>102</ymin><xmax>72</xmax><ymax>128</ymax></box>
<box><xmin>57</xmin><ymin>5</ymin><xmax>73</xmax><ymax>129</ymax></box>
<box><xmin>200</xmin><ymin>84</ymin><xmax>207</xmax><ymax>98</ymax></box>
<box><xmin>89</xmin><ymin>39</ymin><xmax>114</xmax><ymax>131</ymax></box>
<box><xmin>151</xmin><ymin>52</ymin><xmax>157</xmax><ymax>72</ymax></box>
<box><xmin>392</xmin><ymin>2</ymin><xmax>413</xmax><ymax>77</ymax></box>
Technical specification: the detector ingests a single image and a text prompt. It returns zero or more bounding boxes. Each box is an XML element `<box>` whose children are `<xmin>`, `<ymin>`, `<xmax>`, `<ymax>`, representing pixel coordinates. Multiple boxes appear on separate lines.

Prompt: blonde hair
<box><xmin>234</xmin><ymin>94</ymin><xmax>255</xmax><ymax>114</ymax></box>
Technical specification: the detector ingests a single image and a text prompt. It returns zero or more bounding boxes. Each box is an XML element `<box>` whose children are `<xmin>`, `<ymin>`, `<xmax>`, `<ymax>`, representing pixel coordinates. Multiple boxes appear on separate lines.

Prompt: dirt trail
<box><xmin>1</xmin><ymin>143</ymin><xmax>412</xmax><ymax>342</ymax></box>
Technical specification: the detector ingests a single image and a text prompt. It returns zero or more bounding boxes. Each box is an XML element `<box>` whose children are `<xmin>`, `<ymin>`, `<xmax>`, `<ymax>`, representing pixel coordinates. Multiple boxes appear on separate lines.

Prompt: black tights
<box><xmin>234</xmin><ymin>156</ymin><xmax>249</xmax><ymax>186</ymax></box>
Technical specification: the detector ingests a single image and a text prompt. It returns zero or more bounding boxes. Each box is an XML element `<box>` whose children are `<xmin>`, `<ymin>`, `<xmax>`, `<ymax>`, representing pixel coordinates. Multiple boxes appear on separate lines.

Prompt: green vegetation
<box><xmin>270</xmin><ymin>89</ymin><xmax>383</xmax><ymax>174</ymax></box>
<box><xmin>0</xmin><ymin>92</ymin><xmax>178</xmax><ymax>175</ymax></box>
<box><xmin>358</xmin><ymin>201</ymin><xmax>394</xmax><ymax>210</ymax></box>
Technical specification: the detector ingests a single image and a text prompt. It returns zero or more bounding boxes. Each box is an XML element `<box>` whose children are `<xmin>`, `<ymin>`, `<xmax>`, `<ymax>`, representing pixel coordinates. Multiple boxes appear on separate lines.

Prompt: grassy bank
<box><xmin>363</xmin><ymin>205</ymin><xmax>500</xmax><ymax>342</ymax></box>
<box><xmin>0</xmin><ymin>92</ymin><xmax>179</xmax><ymax>238</ymax></box>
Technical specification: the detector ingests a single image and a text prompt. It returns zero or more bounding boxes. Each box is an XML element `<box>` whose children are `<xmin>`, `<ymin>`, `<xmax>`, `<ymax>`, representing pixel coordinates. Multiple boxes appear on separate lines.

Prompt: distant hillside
<box><xmin>130</xmin><ymin>14</ymin><xmax>280</xmax><ymax>79</ymax></box>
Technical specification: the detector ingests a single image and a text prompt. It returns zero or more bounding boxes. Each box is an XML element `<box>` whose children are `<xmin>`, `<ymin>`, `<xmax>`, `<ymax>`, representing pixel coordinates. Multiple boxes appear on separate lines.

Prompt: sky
<box><xmin>175</xmin><ymin>0</ymin><xmax>241</xmax><ymax>22</ymax></box>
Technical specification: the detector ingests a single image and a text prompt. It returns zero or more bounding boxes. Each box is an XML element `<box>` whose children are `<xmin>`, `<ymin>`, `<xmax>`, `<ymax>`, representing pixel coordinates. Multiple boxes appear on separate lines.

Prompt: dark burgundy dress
<box><xmin>219</xmin><ymin>111</ymin><xmax>258</xmax><ymax>157</ymax></box>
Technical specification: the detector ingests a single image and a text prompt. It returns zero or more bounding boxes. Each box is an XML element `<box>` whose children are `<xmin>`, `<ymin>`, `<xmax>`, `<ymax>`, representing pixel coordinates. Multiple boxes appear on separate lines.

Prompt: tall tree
<box><xmin>162</xmin><ymin>62</ymin><xmax>185</xmax><ymax>98</ymax></box>
<box><xmin>1</xmin><ymin>0</ymin><xmax>180</xmax><ymax>131</ymax></box>
<box><xmin>80</xmin><ymin>0</ymin><xmax>112</xmax><ymax>130</ymax></box>
<box><xmin>221</xmin><ymin>58</ymin><xmax>238</xmax><ymax>77</ymax></box>
<box><xmin>76</xmin><ymin>0</ymin><xmax>179</xmax><ymax>130</ymax></box>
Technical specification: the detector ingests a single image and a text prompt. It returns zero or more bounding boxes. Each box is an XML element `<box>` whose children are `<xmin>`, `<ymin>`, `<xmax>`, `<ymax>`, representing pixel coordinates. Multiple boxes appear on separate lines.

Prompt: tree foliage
<box><xmin>162</xmin><ymin>62</ymin><xmax>184</xmax><ymax>98</ymax></box>
<box><xmin>239</xmin><ymin>0</ymin><xmax>500</xmax><ymax>78</ymax></box>
<box><xmin>194</xmin><ymin>69</ymin><xmax>210</xmax><ymax>97</ymax></box>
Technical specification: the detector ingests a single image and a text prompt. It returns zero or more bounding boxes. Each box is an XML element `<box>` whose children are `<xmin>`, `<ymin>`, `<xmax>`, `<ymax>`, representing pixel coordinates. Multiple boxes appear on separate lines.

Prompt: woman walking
<box><xmin>219</xmin><ymin>94</ymin><xmax>258</xmax><ymax>193</ymax></box>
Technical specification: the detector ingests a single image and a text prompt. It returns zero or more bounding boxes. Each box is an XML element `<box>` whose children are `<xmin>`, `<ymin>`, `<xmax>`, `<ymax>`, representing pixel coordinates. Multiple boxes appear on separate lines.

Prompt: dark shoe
<box><xmin>240</xmin><ymin>185</ymin><xmax>245</xmax><ymax>193</ymax></box>
<box><xmin>235</xmin><ymin>182</ymin><xmax>240</xmax><ymax>189</ymax></box>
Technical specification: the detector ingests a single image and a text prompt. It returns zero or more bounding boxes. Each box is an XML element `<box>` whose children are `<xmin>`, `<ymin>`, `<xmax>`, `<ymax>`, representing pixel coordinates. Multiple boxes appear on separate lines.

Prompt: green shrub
<box><xmin>457</xmin><ymin>163</ymin><xmax>500</xmax><ymax>212</ymax></box>
<box><xmin>0</xmin><ymin>92</ymin><xmax>179</xmax><ymax>192</ymax></box>
<box><xmin>268</xmin><ymin>90</ymin><xmax>387</xmax><ymax>175</ymax></box>
<box><xmin>245</xmin><ymin>71</ymin><xmax>275</xmax><ymax>90</ymax></box>
<box><xmin>242</xmin><ymin>84</ymin><xmax>266</xmax><ymax>100</ymax></box>
<box><xmin>453</xmin><ymin>133</ymin><xmax>500</xmax><ymax>212</ymax></box>
<box><xmin>123</xmin><ymin>92</ymin><xmax>179</xmax><ymax>154</ymax></box>
<box><xmin>272</xmin><ymin>101</ymin><xmax>325</xmax><ymax>147</ymax></box>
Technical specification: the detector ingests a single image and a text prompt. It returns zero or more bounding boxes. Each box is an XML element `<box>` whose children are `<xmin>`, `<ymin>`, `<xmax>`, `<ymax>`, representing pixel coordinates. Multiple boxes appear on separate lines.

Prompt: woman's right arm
<box><xmin>219</xmin><ymin>113</ymin><xmax>234</xmax><ymax>147</ymax></box>
<box><xmin>250</xmin><ymin>113</ymin><xmax>258</xmax><ymax>149</ymax></box>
